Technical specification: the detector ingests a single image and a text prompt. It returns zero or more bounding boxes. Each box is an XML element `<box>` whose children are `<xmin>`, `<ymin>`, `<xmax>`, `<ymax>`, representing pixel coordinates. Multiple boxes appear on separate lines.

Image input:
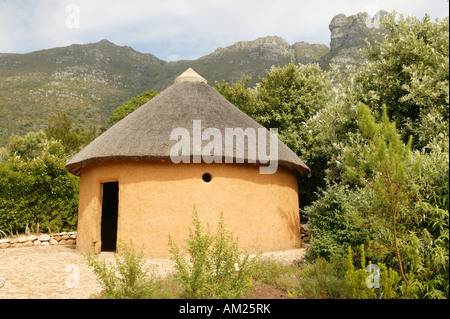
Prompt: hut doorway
<box><xmin>100</xmin><ymin>182</ymin><xmax>119</xmax><ymax>252</ymax></box>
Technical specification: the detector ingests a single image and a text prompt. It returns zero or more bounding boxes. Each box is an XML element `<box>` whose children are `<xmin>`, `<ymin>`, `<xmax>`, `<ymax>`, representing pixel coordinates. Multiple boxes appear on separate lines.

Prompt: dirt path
<box><xmin>0</xmin><ymin>245</ymin><xmax>176</xmax><ymax>299</ymax></box>
<box><xmin>0</xmin><ymin>245</ymin><xmax>305</xmax><ymax>299</ymax></box>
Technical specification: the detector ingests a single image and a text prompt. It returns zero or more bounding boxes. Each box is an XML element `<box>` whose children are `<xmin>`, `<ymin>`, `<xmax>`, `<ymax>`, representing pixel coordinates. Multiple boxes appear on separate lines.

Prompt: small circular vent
<box><xmin>202</xmin><ymin>173</ymin><xmax>212</xmax><ymax>183</ymax></box>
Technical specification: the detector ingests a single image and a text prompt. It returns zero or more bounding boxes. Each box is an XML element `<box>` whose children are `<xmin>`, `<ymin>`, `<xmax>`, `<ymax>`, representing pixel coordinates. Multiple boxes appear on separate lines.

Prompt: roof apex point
<box><xmin>174</xmin><ymin>68</ymin><xmax>207</xmax><ymax>84</ymax></box>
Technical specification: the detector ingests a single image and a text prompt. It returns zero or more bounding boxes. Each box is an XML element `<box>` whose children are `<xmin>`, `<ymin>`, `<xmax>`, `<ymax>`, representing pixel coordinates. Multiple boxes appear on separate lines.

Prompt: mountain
<box><xmin>0</xmin><ymin>37</ymin><xmax>329</xmax><ymax>145</ymax></box>
<box><xmin>320</xmin><ymin>10</ymin><xmax>389</xmax><ymax>76</ymax></box>
<box><xmin>0</xmin><ymin>39</ymin><xmax>167</xmax><ymax>144</ymax></box>
<box><xmin>0</xmin><ymin>11</ymin><xmax>388</xmax><ymax>146</ymax></box>
<box><xmin>164</xmin><ymin>36</ymin><xmax>330</xmax><ymax>88</ymax></box>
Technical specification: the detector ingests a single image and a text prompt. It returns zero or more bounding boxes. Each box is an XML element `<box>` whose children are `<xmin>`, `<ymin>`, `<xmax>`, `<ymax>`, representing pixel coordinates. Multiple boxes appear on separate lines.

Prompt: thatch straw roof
<box><xmin>66</xmin><ymin>68</ymin><xmax>309</xmax><ymax>176</ymax></box>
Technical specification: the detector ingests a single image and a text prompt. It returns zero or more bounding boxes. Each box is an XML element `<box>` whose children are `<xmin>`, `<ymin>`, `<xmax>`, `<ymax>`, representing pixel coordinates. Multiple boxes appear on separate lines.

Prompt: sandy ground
<box><xmin>0</xmin><ymin>245</ymin><xmax>305</xmax><ymax>299</ymax></box>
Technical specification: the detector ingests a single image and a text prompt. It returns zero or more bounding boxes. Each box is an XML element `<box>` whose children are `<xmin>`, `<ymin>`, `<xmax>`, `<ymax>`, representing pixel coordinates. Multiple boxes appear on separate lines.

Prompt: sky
<box><xmin>0</xmin><ymin>0</ymin><xmax>448</xmax><ymax>61</ymax></box>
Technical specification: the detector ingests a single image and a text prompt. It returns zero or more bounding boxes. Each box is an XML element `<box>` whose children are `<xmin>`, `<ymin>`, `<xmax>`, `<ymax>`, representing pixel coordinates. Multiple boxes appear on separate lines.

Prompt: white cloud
<box><xmin>0</xmin><ymin>0</ymin><xmax>448</xmax><ymax>60</ymax></box>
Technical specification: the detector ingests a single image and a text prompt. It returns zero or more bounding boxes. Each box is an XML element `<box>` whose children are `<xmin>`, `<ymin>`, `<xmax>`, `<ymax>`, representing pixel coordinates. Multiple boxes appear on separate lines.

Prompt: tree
<box><xmin>253</xmin><ymin>62</ymin><xmax>334</xmax><ymax>151</ymax></box>
<box><xmin>215</xmin><ymin>63</ymin><xmax>335</xmax><ymax>207</ymax></box>
<box><xmin>108</xmin><ymin>90</ymin><xmax>159</xmax><ymax>127</ymax></box>
<box><xmin>345</xmin><ymin>103</ymin><xmax>418</xmax><ymax>288</ymax></box>
<box><xmin>354</xmin><ymin>13</ymin><xmax>449</xmax><ymax>149</ymax></box>
<box><xmin>214</xmin><ymin>75</ymin><xmax>258</xmax><ymax>117</ymax></box>
<box><xmin>340</xmin><ymin>103</ymin><xmax>448</xmax><ymax>297</ymax></box>
<box><xmin>8</xmin><ymin>131</ymin><xmax>48</xmax><ymax>160</ymax></box>
<box><xmin>45</xmin><ymin>111</ymin><xmax>81</xmax><ymax>154</ymax></box>
<box><xmin>303</xmin><ymin>11</ymin><xmax>449</xmax><ymax>298</ymax></box>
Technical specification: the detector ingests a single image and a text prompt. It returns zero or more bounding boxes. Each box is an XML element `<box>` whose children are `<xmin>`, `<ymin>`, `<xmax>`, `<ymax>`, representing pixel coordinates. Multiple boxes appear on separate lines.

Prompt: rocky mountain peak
<box><xmin>211</xmin><ymin>35</ymin><xmax>292</xmax><ymax>60</ymax></box>
<box><xmin>329</xmin><ymin>10</ymin><xmax>389</xmax><ymax>50</ymax></box>
<box><xmin>319</xmin><ymin>10</ymin><xmax>390</xmax><ymax>78</ymax></box>
<box><xmin>209</xmin><ymin>35</ymin><xmax>328</xmax><ymax>65</ymax></box>
<box><xmin>97</xmin><ymin>39</ymin><xmax>115</xmax><ymax>46</ymax></box>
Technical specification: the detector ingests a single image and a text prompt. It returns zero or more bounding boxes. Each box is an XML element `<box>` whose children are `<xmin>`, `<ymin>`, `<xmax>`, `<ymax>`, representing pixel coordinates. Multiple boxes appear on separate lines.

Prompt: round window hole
<box><xmin>202</xmin><ymin>173</ymin><xmax>212</xmax><ymax>183</ymax></box>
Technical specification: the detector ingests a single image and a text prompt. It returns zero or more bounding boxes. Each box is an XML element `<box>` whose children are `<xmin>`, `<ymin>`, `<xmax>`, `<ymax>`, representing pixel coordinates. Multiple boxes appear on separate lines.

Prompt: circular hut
<box><xmin>66</xmin><ymin>68</ymin><xmax>309</xmax><ymax>258</ymax></box>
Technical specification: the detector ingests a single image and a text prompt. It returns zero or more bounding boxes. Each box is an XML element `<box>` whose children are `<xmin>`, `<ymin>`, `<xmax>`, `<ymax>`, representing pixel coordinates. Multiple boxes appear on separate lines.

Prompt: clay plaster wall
<box><xmin>76</xmin><ymin>160</ymin><xmax>300</xmax><ymax>258</ymax></box>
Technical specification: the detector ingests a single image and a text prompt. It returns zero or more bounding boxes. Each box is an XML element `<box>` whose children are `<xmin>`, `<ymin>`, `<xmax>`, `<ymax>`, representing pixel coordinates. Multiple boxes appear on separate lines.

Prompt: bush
<box><xmin>307</xmin><ymin>101</ymin><xmax>448</xmax><ymax>299</ymax></box>
<box><xmin>168</xmin><ymin>208</ymin><xmax>257</xmax><ymax>299</ymax></box>
<box><xmin>294</xmin><ymin>257</ymin><xmax>346</xmax><ymax>299</ymax></box>
<box><xmin>84</xmin><ymin>241</ymin><xmax>175</xmax><ymax>299</ymax></box>
<box><xmin>0</xmin><ymin>136</ymin><xmax>79</xmax><ymax>234</ymax></box>
<box><xmin>303</xmin><ymin>184</ymin><xmax>370</xmax><ymax>260</ymax></box>
<box><xmin>291</xmin><ymin>245</ymin><xmax>403</xmax><ymax>299</ymax></box>
<box><xmin>247</xmin><ymin>255</ymin><xmax>301</xmax><ymax>297</ymax></box>
<box><xmin>343</xmin><ymin>245</ymin><xmax>402</xmax><ymax>299</ymax></box>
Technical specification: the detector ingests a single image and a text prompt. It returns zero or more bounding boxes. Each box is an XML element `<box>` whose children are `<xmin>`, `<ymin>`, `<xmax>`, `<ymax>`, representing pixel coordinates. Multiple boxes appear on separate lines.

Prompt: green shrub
<box><xmin>291</xmin><ymin>246</ymin><xmax>402</xmax><ymax>299</ymax></box>
<box><xmin>0</xmin><ymin>135</ymin><xmax>79</xmax><ymax>234</ymax></box>
<box><xmin>294</xmin><ymin>257</ymin><xmax>346</xmax><ymax>299</ymax></box>
<box><xmin>168</xmin><ymin>208</ymin><xmax>257</xmax><ymax>299</ymax></box>
<box><xmin>343</xmin><ymin>245</ymin><xmax>402</xmax><ymax>299</ymax></box>
<box><xmin>303</xmin><ymin>184</ymin><xmax>370</xmax><ymax>260</ymax></box>
<box><xmin>248</xmin><ymin>256</ymin><xmax>296</xmax><ymax>286</ymax></box>
<box><xmin>84</xmin><ymin>241</ymin><xmax>173</xmax><ymax>299</ymax></box>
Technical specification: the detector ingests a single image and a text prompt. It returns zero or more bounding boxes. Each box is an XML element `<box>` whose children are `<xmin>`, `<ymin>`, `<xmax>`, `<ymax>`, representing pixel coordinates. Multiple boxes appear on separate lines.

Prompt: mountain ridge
<box><xmin>0</xmin><ymin>10</ymin><xmax>389</xmax><ymax>146</ymax></box>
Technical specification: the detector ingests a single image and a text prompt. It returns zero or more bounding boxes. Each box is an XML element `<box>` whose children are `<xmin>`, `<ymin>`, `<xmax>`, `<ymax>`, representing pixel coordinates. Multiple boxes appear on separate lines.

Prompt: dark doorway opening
<box><xmin>101</xmin><ymin>182</ymin><xmax>119</xmax><ymax>252</ymax></box>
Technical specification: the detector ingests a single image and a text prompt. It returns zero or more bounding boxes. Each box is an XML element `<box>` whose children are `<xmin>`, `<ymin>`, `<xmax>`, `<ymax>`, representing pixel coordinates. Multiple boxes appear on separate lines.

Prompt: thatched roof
<box><xmin>66</xmin><ymin>68</ymin><xmax>309</xmax><ymax>176</ymax></box>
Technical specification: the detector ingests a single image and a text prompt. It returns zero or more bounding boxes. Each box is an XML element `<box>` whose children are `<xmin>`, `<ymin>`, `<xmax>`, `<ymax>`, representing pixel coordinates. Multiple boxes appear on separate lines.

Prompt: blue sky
<box><xmin>0</xmin><ymin>0</ymin><xmax>448</xmax><ymax>61</ymax></box>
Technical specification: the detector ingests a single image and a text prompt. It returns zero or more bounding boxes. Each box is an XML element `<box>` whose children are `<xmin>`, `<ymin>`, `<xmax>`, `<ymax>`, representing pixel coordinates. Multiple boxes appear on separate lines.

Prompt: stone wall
<box><xmin>0</xmin><ymin>232</ymin><xmax>77</xmax><ymax>249</ymax></box>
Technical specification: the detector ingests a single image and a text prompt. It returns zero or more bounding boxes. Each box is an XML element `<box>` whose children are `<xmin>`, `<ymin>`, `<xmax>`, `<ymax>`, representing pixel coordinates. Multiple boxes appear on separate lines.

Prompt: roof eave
<box><xmin>66</xmin><ymin>156</ymin><xmax>309</xmax><ymax>177</ymax></box>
